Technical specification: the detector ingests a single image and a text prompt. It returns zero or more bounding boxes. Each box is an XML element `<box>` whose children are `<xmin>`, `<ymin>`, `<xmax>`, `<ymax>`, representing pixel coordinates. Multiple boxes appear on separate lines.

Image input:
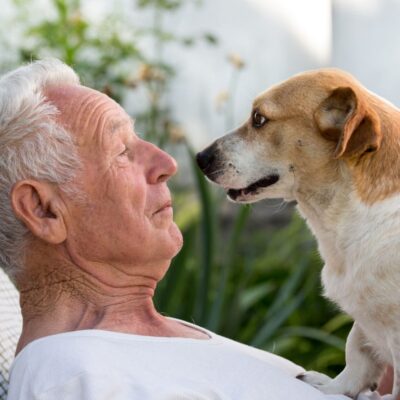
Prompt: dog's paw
<box><xmin>356</xmin><ymin>391</ymin><xmax>380</xmax><ymax>400</ymax></box>
<box><xmin>297</xmin><ymin>371</ymin><xmax>332</xmax><ymax>388</ymax></box>
<box><xmin>297</xmin><ymin>371</ymin><xmax>357</xmax><ymax>397</ymax></box>
<box><xmin>356</xmin><ymin>393</ymin><xmax>396</xmax><ymax>400</ymax></box>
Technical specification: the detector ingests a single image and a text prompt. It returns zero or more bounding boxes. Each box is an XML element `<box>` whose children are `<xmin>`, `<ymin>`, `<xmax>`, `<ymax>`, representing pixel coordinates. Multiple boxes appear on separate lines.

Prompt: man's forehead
<box><xmin>44</xmin><ymin>84</ymin><xmax>115</xmax><ymax>122</ymax></box>
<box><xmin>44</xmin><ymin>84</ymin><xmax>101</xmax><ymax>105</ymax></box>
<box><xmin>44</xmin><ymin>84</ymin><xmax>135</xmax><ymax>145</ymax></box>
<box><xmin>46</xmin><ymin>84</ymin><xmax>127</xmax><ymax>123</ymax></box>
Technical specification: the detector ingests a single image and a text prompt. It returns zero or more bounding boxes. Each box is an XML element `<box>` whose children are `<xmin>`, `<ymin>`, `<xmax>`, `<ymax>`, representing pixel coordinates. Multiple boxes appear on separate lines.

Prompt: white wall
<box><xmin>3</xmin><ymin>0</ymin><xmax>400</xmax><ymax>149</ymax></box>
<box><xmin>332</xmin><ymin>0</ymin><xmax>400</xmax><ymax>106</ymax></box>
<box><xmin>162</xmin><ymin>0</ymin><xmax>332</xmax><ymax>148</ymax></box>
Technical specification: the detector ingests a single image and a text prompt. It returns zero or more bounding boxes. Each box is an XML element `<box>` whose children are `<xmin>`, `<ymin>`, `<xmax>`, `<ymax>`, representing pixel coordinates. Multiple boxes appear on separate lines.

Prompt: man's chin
<box><xmin>170</xmin><ymin>223</ymin><xmax>184</xmax><ymax>256</ymax></box>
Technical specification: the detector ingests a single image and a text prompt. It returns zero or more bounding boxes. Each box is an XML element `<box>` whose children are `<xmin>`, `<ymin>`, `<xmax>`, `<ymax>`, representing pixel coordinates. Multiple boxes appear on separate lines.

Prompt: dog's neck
<box><xmin>295</xmin><ymin>171</ymin><xmax>353</xmax><ymax>274</ymax></box>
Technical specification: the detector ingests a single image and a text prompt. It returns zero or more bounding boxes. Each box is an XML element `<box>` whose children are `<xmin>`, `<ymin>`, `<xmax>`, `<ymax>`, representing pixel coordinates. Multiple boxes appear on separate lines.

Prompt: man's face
<box><xmin>46</xmin><ymin>85</ymin><xmax>183</xmax><ymax>278</ymax></box>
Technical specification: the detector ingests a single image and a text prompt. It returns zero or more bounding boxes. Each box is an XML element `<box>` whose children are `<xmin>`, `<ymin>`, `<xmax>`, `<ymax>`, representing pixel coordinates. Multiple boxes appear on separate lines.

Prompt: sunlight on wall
<box><xmin>334</xmin><ymin>0</ymin><xmax>380</xmax><ymax>15</ymax></box>
<box><xmin>246</xmin><ymin>0</ymin><xmax>332</xmax><ymax>65</ymax></box>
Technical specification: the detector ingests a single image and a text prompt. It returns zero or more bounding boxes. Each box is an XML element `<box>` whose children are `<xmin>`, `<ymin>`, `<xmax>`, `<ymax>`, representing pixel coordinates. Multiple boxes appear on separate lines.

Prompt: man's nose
<box><xmin>144</xmin><ymin>141</ymin><xmax>178</xmax><ymax>183</ymax></box>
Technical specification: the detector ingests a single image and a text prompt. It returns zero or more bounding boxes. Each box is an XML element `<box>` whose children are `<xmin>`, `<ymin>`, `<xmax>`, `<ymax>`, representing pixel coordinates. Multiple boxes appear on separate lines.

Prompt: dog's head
<box><xmin>197</xmin><ymin>69</ymin><xmax>382</xmax><ymax>203</ymax></box>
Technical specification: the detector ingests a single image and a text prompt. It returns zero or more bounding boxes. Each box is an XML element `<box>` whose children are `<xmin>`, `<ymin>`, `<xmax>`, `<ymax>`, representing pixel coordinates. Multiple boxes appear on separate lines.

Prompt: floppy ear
<box><xmin>314</xmin><ymin>87</ymin><xmax>382</xmax><ymax>159</ymax></box>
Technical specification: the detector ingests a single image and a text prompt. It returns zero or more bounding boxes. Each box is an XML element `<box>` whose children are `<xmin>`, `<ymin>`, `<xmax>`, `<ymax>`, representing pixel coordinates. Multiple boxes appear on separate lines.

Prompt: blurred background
<box><xmin>1</xmin><ymin>0</ymin><xmax>398</xmax><ymax>377</ymax></box>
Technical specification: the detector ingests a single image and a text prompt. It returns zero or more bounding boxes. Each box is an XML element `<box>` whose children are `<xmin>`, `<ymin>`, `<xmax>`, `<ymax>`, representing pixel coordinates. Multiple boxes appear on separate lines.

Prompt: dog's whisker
<box><xmin>262</xmin><ymin>199</ymin><xmax>288</xmax><ymax>215</ymax></box>
<box><xmin>274</xmin><ymin>201</ymin><xmax>288</xmax><ymax>214</ymax></box>
<box><xmin>207</xmin><ymin>167</ymin><xmax>228</xmax><ymax>179</ymax></box>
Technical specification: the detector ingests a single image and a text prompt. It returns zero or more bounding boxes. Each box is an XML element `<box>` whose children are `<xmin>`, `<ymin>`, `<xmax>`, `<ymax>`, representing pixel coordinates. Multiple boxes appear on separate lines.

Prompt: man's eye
<box><xmin>119</xmin><ymin>147</ymin><xmax>129</xmax><ymax>157</ymax></box>
<box><xmin>252</xmin><ymin>111</ymin><xmax>269</xmax><ymax>128</ymax></box>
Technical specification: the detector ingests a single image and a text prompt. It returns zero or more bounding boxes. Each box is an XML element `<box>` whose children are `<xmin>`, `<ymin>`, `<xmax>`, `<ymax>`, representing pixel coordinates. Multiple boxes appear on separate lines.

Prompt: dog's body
<box><xmin>196</xmin><ymin>69</ymin><xmax>400</xmax><ymax>399</ymax></box>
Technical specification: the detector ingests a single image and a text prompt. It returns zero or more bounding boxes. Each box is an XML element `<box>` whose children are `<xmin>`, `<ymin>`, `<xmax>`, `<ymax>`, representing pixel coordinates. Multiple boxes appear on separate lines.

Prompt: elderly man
<box><xmin>0</xmin><ymin>59</ymin><xmax>352</xmax><ymax>400</ymax></box>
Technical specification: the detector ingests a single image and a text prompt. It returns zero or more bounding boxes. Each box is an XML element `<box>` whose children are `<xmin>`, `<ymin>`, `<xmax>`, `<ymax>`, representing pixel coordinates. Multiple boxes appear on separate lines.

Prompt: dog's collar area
<box><xmin>227</xmin><ymin>174</ymin><xmax>280</xmax><ymax>200</ymax></box>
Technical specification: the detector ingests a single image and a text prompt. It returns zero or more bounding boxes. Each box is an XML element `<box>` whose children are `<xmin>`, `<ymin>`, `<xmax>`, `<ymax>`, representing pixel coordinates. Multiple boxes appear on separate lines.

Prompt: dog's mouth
<box><xmin>227</xmin><ymin>174</ymin><xmax>280</xmax><ymax>201</ymax></box>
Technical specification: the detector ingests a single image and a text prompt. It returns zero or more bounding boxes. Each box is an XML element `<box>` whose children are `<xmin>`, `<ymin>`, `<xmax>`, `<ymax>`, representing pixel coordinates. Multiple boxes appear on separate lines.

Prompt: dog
<box><xmin>196</xmin><ymin>69</ymin><xmax>400</xmax><ymax>400</ymax></box>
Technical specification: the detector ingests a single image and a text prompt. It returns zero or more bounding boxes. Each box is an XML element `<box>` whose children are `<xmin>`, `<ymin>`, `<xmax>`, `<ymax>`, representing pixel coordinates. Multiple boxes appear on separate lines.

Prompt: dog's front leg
<box><xmin>298</xmin><ymin>322</ymin><xmax>383</xmax><ymax>398</ymax></box>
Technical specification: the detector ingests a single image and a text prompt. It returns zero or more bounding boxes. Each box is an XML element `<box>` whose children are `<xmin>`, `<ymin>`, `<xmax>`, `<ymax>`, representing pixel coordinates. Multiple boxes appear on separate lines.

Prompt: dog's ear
<box><xmin>314</xmin><ymin>87</ymin><xmax>382</xmax><ymax>159</ymax></box>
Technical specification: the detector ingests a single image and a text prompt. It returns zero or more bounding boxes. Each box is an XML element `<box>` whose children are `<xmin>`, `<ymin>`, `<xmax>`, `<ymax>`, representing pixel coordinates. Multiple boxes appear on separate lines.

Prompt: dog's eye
<box><xmin>252</xmin><ymin>111</ymin><xmax>268</xmax><ymax>128</ymax></box>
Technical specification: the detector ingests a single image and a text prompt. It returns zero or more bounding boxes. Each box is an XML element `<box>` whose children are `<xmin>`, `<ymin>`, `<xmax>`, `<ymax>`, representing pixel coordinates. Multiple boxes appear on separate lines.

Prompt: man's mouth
<box><xmin>154</xmin><ymin>200</ymin><xmax>172</xmax><ymax>215</ymax></box>
<box><xmin>227</xmin><ymin>174</ymin><xmax>280</xmax><ymax>200</ymax></box>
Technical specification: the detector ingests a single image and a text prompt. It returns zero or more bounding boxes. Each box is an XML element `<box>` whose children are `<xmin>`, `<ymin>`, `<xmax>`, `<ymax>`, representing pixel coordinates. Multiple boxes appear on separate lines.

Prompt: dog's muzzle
<box><xmin>197</xmin><ymin>142</ymin><xmax>281</xmax><ymax>202</ymax></box>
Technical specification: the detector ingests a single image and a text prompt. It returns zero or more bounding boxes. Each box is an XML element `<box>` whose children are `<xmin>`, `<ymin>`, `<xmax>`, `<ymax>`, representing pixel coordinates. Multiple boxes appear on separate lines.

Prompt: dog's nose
<box><xmin>196</xmin><ymin>149</ymin><xmax>215</xmax><ymax>172</ymax></box>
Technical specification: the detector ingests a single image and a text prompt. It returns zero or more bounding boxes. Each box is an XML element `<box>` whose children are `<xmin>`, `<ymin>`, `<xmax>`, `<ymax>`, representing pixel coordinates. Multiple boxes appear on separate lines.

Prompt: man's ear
<box><xmin>11</xmin><ymin>180</ymin><xmax>67</xmax><ymax>244</ymax></box>
<box><xmin>314</xmin><ymin>87</ymin><xmax>382</xmax><ymax>159</ymax></box>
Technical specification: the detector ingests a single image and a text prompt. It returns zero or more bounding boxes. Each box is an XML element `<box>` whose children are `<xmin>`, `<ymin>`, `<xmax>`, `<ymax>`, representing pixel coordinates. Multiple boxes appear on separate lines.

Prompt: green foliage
<box><xmin>3</xmin><ymin>0</ymin><xmax>351</xmax><ymax>376</ymax></box>
<box><xmin>137</xmin><ymin>0</ymin><xmax>184</xmax><ymax>10</ymax></box>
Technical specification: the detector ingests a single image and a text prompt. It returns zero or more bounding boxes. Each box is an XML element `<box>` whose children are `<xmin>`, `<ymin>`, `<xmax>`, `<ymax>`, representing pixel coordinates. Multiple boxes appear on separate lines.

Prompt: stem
<box><xmin>151</xmin><ymin>4</ymin><xmax>164</xmax><ymax>145</ymax></box>
<box><xmin>225</xmin><ymin>68</ymin><xmax>240</xmax><ymax>130</ymax></box>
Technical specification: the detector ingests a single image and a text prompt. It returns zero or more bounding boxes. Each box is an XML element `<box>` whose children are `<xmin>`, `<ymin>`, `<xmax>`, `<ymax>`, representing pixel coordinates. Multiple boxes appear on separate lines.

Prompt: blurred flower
<box><xmin>168</xmin><ymin>123</ymin><xmax>186</xmax><ymax>143</ymax></box>
<box><xmin>123</xmin><ymin>74</ymin><xmax>138</xmax><ymax>89</ymax></box>
<box><xmin>215</xmin><ymin>90</ymin><xmax>230</xmax><ymax>112</ymax></box>
<box><xmin>137</xmin><ymin>64</ymin><xmax>153</xmax><ymax>81</ymax></box>
<box><xmin>227</xmin><ymin>53</ymin><xmax>245</xmax><ymax>70</ymax></box>
<box><xmin>136</xmin><ymin>63</ymin><xmax>166</xmax><ymax>82</ymax></box>
<box><xmin>69</xmin><ymin>11</ymin><xmax>84</xmax><ymax>25</ymax></box>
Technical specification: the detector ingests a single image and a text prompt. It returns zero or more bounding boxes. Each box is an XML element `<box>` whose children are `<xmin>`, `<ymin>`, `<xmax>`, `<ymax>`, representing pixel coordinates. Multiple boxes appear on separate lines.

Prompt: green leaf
<box><xmin>322</xmin><ymin>313</ymin><xmax>353</xmax><ymax>333</ymax></box>
<box><xmin>239</xmin><ymin>282</ymin><xmax>275</xmax><ymax>311</ymax></box>
<box><xmin>251</xmin><ymin>291</ymin><xmax>306</xmax><ymax>347</ymax></box>
<box><xmin>207</xmin><ymin>205</ymin><xmax>251</xmax><ymax>331</ymax></box>
<box><xmin>281</xmin><ymin>326</ymin><xmax>346</xmax><ymax>351</ymax></box>
<box><xmin>203</xmin><ymin>33</ymin><xmax>218</xmax><ymax>45</ymax></box>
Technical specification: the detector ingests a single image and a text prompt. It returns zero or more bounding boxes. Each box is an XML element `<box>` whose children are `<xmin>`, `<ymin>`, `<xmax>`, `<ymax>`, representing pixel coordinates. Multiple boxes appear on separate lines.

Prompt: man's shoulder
<box><xmin>8</xmin><ymin>330</ymin><xmax>136</xmax><ymax>398</ymax></box>
<box><xmin>11</xmin><ymin>331</ymin><xmax>122</xmax><ymax>378</ymax></box>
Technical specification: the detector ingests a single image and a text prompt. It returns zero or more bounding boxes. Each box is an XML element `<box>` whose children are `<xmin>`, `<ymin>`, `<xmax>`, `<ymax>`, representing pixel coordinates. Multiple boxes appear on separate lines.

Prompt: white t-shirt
<box><xmin>8</xmin><ymin>319</ymin><xmax>349</xmax><ymax>400</ymax></box>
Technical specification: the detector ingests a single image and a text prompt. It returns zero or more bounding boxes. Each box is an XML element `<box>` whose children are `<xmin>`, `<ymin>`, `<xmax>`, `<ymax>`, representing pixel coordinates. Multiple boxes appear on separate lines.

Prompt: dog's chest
<box><xmin>306</xmin><ymin>194</ymin><xmax>400</xmax><ymax>317</ymax></box>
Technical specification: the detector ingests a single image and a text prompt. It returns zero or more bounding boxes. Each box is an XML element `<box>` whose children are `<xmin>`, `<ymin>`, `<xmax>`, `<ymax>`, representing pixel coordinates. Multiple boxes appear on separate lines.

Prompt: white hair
<box><xmin>0</xmin><ymin>58</ymin><xmax>82</xmax><ymax>281</ymax></box>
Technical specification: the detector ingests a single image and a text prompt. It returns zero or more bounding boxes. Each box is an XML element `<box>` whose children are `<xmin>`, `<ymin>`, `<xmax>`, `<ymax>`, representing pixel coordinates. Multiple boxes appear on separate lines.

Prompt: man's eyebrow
<box><xmin>109</xmin><ymin>117</ymin><xmax>136</xmax><ymax>134</ymax></box>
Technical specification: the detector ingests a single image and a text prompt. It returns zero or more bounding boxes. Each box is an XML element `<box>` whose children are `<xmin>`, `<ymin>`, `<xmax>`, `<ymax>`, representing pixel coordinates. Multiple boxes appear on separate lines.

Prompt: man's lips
<box><xmin>153</xmin><ymin>200</ymin><xmax>172</xmax><ymax>215</ymax></box>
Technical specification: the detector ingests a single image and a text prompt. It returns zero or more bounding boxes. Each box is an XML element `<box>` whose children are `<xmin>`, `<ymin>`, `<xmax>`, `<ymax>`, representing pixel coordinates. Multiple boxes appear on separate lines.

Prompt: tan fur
<box><xmin>249</xmin><ymin>69</ymin><xmax>400</xmax><ymax>206</ymax></box>
<box><xmin>350</xmin><ymin>114</ymin><xmax>400</xmax><ymax>203</ymax></box>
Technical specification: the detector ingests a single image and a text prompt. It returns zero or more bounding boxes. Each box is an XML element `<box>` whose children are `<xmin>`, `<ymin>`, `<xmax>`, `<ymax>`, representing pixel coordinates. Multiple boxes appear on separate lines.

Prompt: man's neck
<box><xmin>16</xmin><ymin>257</ymin><xmax>209</xmax><ymax>354</ymax></box>
<box><xmin>16</xmin><ymin>259</ymin><xmax>156</xmax><ymax>348</ymax></box>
